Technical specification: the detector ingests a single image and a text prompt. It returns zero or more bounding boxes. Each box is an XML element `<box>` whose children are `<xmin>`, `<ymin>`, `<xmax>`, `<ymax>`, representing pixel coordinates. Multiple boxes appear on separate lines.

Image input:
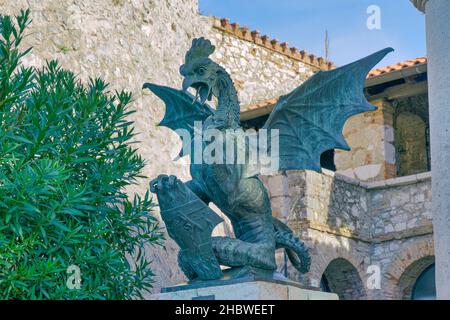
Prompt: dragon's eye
<box><xmin>197</xmin><ymin>67</ymin><xmax>206</xmax><ymax>76</ymax></box>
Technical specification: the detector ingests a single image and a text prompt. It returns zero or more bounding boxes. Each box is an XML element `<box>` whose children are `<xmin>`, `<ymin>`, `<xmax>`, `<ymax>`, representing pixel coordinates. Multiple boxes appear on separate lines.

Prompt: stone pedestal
<box><xmin>411</xmin><ymin>0</ymin><xmax>450</xmax><ymax>299</ymax></box>
<box><xmin>150</xmin><ymin>279</ymin><xmax>339</xmax><ymax>300</ymax></box>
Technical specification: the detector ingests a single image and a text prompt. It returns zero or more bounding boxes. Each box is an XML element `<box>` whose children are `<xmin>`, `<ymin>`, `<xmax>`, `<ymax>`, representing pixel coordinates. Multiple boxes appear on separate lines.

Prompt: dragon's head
<box><xmin>180</xmin><ymin>37</ymin><xmax>225</xmax><ymax>104</ymax></box>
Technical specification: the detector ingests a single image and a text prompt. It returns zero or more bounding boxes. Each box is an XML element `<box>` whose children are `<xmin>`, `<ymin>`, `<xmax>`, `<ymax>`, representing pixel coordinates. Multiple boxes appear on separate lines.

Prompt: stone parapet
<box><xmin>263</xmin><ymin>170</ymin><xmax>432</xmax><ymax>241</ymax></box>
<box><xmin>212</xmin><ymin>17</ymin><xmax>335</xmax><ymax>71</ymax></box>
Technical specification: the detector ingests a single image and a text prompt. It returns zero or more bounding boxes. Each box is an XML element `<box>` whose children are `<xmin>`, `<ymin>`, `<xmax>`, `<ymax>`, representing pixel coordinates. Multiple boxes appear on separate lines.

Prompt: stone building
<box><xmin>0</xmin><ymin>0</ymin><xmax>435</xmax><ymax>299</ymax></box>
<box><xmin>251</xmin><ymin>57</ymin><xmax>433</xmax><ymax>300</ymax></box>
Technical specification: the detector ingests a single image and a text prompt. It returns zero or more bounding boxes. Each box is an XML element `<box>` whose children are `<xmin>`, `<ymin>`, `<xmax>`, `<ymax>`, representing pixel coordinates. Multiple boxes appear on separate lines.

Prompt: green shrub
<box><xmin>0</xmin><ymin>9</ymin><xmax>163</xmax><ymax>299</ymax></box>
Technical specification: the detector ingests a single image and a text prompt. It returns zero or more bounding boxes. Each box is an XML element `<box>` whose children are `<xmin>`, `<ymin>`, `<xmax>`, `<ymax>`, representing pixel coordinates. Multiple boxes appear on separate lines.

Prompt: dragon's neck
<box><xmin>214</xmin><ymin>72</ymin><xmax>240</xmax><ymax>129</ymax></box>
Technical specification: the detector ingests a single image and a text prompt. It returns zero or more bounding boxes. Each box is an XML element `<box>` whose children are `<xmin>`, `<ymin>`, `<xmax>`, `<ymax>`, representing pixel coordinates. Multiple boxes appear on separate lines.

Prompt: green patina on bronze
<box><xmin>144</xmin><ymin>38</ymin><xmax>393</xmax><ymax>281</ymax></box>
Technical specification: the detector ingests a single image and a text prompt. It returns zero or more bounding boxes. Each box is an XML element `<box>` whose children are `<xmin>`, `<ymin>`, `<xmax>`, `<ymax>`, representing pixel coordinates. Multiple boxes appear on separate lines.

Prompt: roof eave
<box><xmin>365</xmin><ymin>63</ymin><xmax>428</xmax><ymax>87</ymax></box>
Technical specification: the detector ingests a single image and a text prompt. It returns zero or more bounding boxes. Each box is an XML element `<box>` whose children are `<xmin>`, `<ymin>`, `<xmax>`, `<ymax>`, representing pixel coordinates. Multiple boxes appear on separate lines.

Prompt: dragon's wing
<box><xmin>262</xmin><ymin>47</ymin><xmax>393</xmax><ymax>172</ymax></box>
<box><xmin>143</xmin><ymin>83</ymin><xmax>214</xmax><ymax>158</ymax></box>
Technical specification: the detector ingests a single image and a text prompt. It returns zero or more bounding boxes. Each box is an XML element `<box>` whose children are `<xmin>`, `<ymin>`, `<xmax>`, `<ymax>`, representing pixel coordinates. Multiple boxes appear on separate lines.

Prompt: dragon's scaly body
<box><xmin>145</xmin><ymin>38</ymin><xmax>393</xmax><ymax>281</ymax></box>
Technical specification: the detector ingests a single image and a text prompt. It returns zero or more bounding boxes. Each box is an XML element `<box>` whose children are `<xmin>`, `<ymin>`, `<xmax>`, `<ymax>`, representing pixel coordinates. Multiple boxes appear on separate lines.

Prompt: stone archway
<box><xmin>384</xmin><ymin>238</ymin><xmax>434</xmax><ymax>299</ymax></box>
<box><xmin>306</xmin><ymin>235</ymin><xmax>368</xmax><ymax>299</ymax></box>
<box><xmin>398</xmin><ymin>256</ymin><xmax>435</xmax><ymax>299</ymax></box>
<box><xmin>321</xmin><ymin>258</ymin><xmax>366</xmax><ymax>300</ymax></box>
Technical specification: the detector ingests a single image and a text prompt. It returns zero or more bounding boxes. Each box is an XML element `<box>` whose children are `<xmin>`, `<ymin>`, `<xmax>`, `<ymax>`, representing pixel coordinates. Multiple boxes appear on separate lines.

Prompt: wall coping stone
<box><xmin>277</xmin><ymin>170</ymin><xmax>432</xmax><ymax>190</ymax></box>
<box><xmin>363</xmin><ymin>172</ymin><xmax>431</xmax><ymax>189</ymax></box>
<box><xmin>290</xmin><ymin>220</ymin><xmax>433</xmax><ymax>244</ymax></box>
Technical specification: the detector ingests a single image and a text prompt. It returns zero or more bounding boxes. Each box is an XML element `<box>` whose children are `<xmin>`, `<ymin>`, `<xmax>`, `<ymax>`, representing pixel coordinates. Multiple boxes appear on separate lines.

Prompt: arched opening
<box><xmin>395</xmin><ymin>112</ymin><xmax>429</xmax><ymax>176</ymax></box>
<box><xmin>398</xmin><ymin>255</ymin><xmax>435</xmax><ymax>300</ymax></box>
<box><xmin>321</xmin><ymin>258</ymin><xmax>366</xmax><ymax>300</ymax></box>
<box><xmin>411</xmin><ymin>264</ymin><xmax>436</xmax><ymax>300</ymax></box>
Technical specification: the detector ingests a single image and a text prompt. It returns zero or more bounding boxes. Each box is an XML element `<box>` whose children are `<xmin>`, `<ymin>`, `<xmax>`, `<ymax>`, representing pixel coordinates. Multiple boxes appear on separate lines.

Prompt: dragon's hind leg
<box><xmin>208</xmin><ymin>176</ymin><xmax>277</xmax><ymax>271</ymax></box>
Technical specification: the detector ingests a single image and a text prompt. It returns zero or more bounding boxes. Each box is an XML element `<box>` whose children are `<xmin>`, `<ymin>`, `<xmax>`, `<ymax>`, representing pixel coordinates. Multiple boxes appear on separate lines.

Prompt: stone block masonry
<box><xmin>264</xmin><ymin>170</ymin><xmax>433</xmax><ymax>299</ymax></box>
<box><xmin>214</xmin><ymin>18</ymin><xmax>334</xmax><ymax>71</ymax></box>
<box><xmin>335</xmin><ymin>99</ymin><xmax>396</xmax><ymax>182</ymax></box>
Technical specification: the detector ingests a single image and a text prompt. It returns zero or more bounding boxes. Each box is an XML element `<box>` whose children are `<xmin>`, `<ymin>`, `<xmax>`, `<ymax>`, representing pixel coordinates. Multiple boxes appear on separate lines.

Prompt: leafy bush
<box><xmin>0</xmin><ymin>10</ymin><xmax>163</xmax><ymax>299</ymax></box>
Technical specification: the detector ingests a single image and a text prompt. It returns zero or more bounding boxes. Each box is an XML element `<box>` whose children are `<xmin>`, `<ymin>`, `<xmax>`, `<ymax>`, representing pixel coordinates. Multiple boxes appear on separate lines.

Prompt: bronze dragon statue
<box><xmin>144</xmin><ymin>38</ymin><xmax>392</xmax><ymax>282</ymax></box>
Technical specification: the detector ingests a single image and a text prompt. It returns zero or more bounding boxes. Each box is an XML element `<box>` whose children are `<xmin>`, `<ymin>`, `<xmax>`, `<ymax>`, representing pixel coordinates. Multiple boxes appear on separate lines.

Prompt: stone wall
<box><xmin>378</xmin><ymin>236</ymin><xmax>434</xmax><ymax>299</ymax></box>
<box><xmin>264</xmin><ymin>170</ymin><xmax>433</xmax><ymax>300</ymax></box>
<box><xmin>369</xmin><ymin>172</ymin><xmax>432</xmax><ymax>238</ymax></box>
<box><xmin>261</xmin><ymin>170</ymin><xmax>371</xmax><ymax>237</ymax></box>
<box><xmin>336</xmin><ymin>93</ymin><xmax>430</xmax><ymax>182</ymax></box>
<box><xmin>335</xmin><ymin>99</ymin><xmax>396</xmax><ymax>181</ymax></box>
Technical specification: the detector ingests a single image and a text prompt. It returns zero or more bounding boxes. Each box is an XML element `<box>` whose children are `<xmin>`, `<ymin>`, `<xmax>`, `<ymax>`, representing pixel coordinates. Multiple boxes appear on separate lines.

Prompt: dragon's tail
<box><xmin>273</xmin><ymin>217</ymin><xmax>311</xmax><ymax>273</ymax></box>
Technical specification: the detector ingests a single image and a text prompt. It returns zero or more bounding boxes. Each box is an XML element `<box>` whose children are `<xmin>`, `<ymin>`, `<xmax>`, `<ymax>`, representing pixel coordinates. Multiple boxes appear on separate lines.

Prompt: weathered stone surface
<box><xmin>336</xmin><ymin>99</ymin><xmax>396</xmax><ymax>181</ymax></box>
<box><xmin>264</xmin><ymin>170</ymin><xmax>433</xmax><ymax>299</ymax></box>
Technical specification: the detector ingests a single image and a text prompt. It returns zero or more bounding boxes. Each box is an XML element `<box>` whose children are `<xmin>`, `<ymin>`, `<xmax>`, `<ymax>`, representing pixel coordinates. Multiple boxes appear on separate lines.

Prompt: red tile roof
<box><xmin>367</xmin><ymin>57</ymin><xmax>427</xmax><ymax>78</ymax></box>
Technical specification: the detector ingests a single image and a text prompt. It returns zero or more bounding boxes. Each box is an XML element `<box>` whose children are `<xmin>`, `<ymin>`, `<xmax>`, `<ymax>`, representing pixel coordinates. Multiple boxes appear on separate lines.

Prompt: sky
<box><xmin>199</xmin><ymin>0</ymin><xmax>426</xmax><ymax>68</ymax></box>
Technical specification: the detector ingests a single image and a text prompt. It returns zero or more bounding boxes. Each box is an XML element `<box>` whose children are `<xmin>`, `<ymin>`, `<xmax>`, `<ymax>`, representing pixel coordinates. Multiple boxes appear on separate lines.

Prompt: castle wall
<box><xmin>370</xmin><ymin>235</ymin><xmax>434</xmax><ymax>299</ymax></box>
<box><xmin>369</xmin><ymin>172</ymin><xmax>432</xmax><ymax>238</ymax></box>
<box><xmin>265</xmin><ymin>170</ymin><xmax>433</xmax><ymax>300</ymax></box>
<box><xmin>261</xmin><ymin>170</ymin><xmax>372</xmax><ymax>237</ymax></box>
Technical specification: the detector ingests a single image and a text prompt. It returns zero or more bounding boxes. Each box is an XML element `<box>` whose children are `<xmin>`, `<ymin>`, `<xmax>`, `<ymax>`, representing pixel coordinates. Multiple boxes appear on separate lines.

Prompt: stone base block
<box><xmin>150</xmin><ymin>280</ymin><xmax>339</xmax><ymax>300</ymax></box>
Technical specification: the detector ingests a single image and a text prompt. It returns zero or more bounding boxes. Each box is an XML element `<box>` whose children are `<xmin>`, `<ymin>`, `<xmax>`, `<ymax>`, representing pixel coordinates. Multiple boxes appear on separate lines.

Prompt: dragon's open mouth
<box><xmin>191</xmin><ymin>82</ymin><xmax>211</xmax><ymax>105</ymax></box>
